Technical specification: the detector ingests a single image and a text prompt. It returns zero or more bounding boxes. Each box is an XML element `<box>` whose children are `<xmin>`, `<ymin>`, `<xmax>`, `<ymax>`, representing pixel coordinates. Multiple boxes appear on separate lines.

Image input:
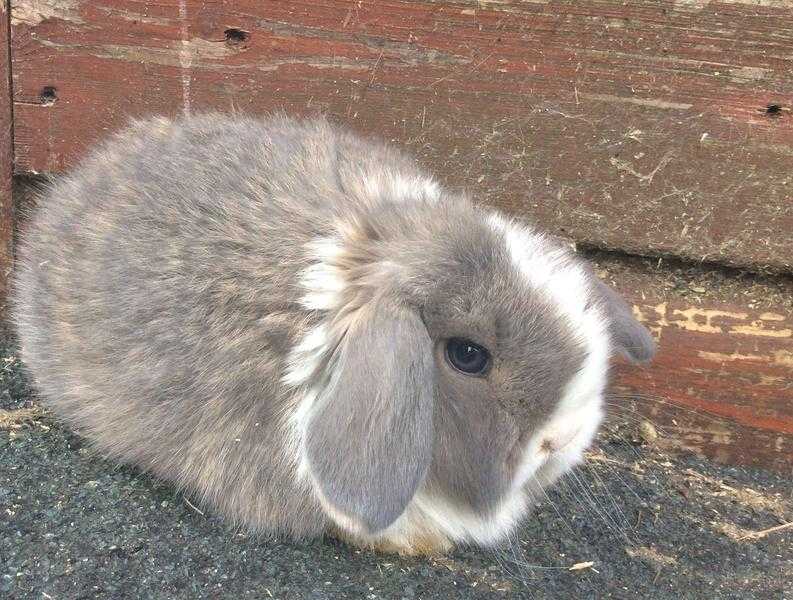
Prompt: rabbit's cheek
<box><xmin>513</xmin><ymin>399</ymin><xmax>604</xmax><ymax>489</ymax></box>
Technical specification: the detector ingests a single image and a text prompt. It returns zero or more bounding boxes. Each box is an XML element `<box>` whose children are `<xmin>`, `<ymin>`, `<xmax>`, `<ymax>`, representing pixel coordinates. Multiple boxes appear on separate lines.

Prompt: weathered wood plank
<box><xmin>616</xmin><ymin>303</ymin><xmax>792</xmax><ymax>472</ymax></box>
<box><xmin>0</xmin><ymin>0</ymin><xmax>13</xmax><ymax>313</ymax></box>
<box><xmin>602</xmin><ymin>259</ymin><xmax>793</xmax><ymax>474</ymax></box>
<box><xmin>8</xmin><ymin>0</ymin><xmax>793</xmax><ymax>272</ymax></box>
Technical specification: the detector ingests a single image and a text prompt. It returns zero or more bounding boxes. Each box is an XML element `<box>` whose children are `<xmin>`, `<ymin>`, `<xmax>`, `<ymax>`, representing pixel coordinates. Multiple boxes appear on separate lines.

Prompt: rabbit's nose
<box><xmin>541</xmin><ymin>426</ymin><xmax>582</xmax><ymax>455</ymax></box>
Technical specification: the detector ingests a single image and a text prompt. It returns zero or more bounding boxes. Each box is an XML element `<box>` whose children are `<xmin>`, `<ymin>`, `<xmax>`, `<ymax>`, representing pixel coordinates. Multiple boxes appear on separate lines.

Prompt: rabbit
<box><xmin>11</xmin><ymin>113</ymin><xmax>655</xmax><ymax>555</ymax></box>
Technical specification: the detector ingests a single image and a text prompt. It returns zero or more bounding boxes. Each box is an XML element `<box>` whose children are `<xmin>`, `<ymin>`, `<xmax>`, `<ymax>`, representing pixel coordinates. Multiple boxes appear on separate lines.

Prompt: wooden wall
<box><xmin>2</xmin><ymin>0</ymin><xmax>792</xmax><ymax>471</ymax></box>
<box><xmin>0</xmin><ymin>1</ymin><xmax>14</xmax><ymax>305</ymax></box>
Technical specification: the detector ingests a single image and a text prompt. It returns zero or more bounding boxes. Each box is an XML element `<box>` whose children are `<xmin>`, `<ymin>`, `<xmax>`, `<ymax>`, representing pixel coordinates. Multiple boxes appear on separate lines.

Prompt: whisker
<box><xmin>606</xmin><ymin>392</ymin><xmax>730</xmax><ymax>426</ymax></box>
<box><xmin>586</xmin><ymin>451</ymin><xmax>646</xmax><ymax>505</ymax></box>
<box><xmin>488</xmin><ymin>538</ymin><xmax>533</xmax><ymax>592</ymax></box>
<box><xmin>602</xmin><ymin>404</ymin><xmax>671</xmax><ymax>431</ymax></box>
<box><xmin>560</xmin><ymin>470</ymin><xmax>606</xmax><ymax>529</ymax></box>
<box><xmin>505</xmin><ymin>533</ymin><xmax>536</xmax><ymax>592</ymax></box>
<box><xmin>530</xmin><ymin>474</ymin><xmax>580</xmax><ymax>541</ymax></box>
<box><xmin>582</xmin><ymin>461</ymin><xmax>636</xmax><ymax>546</ymax></box>
<box><xmin>568</xmin><ymin>468</ymin><xmax>629</xmax><ymax>541</ymax></box>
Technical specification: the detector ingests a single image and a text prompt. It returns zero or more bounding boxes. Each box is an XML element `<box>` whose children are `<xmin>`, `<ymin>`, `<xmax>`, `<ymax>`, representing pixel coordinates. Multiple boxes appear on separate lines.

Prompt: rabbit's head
<box><xmin>284</xmin><ymin>191</ymin><xmax>654</xmax><ymax>548</ymax></box>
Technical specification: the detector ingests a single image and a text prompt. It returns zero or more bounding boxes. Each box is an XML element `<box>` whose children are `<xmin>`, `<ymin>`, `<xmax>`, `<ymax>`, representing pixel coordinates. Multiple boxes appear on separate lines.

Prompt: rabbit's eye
<box><xmin>445</xmin><ymin>338</ymin><xmax>490</xmax><ymax>376</ymax></box>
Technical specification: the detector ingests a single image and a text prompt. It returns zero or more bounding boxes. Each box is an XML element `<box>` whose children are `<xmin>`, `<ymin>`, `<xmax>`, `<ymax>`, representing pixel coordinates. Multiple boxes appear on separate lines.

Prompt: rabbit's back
<box><xmin>11</xmin><ymin>114</ymin><xmax>426</xmax><ymax>535</ymax></box>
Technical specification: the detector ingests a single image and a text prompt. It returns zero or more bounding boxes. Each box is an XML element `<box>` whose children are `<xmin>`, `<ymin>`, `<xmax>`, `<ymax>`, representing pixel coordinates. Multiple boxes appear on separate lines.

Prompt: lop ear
<box><xmin>305</xmin><ymin>300</ymin><xmax>434</xmax><ymax>536</ymax></box>
<box><xmin>592</xmin><ymin>278</ymin><xmax>656</xmax><ymax>364</ymax></box>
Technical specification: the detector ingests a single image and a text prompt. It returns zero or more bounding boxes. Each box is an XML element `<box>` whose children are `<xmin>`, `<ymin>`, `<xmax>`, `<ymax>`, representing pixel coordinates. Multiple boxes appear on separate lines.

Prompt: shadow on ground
<box><xmin>1</xmin><ymin>335</ymin><xmax>790</xmax><ymax>599</ymax></box>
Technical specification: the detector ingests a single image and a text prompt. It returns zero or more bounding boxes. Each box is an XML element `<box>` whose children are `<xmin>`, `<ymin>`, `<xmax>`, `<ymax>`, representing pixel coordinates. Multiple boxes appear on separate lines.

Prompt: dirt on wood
<box><xmin>9</xmin><ymin>1</ymin><xmax>793</xmax><ymax>273</ymax></box>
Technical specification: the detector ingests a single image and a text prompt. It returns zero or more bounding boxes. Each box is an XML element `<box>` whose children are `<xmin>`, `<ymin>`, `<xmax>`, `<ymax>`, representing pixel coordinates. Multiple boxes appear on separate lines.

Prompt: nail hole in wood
<box><xmin>224</xmin><ymin>28</ymin><xmax>249</xmax><ymax>45</ymax></box>
<box><xmin>765</xmin><ymin>104</ymin><xmax>782</xmax><ymax>117</ymax></box>
<box><xmin>40</xmin><ymin>86</ymin><xmax>57</xmax><ymax>106</ymax></box>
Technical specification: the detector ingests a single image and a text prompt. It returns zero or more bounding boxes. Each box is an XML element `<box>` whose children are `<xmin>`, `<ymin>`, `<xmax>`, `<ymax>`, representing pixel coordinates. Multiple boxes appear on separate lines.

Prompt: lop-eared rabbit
<box><xmin>12</xmin><ymin>114</ymin><xmax>654</xmax><ymax>554</ymax></box>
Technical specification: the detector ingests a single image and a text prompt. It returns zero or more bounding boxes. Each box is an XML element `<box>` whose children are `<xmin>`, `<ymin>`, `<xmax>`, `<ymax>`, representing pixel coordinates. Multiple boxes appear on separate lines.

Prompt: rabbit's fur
<box><xmin>12</xmin><ymin>114</ymin><xmax>655</xmax><ymax>554</ymax></box>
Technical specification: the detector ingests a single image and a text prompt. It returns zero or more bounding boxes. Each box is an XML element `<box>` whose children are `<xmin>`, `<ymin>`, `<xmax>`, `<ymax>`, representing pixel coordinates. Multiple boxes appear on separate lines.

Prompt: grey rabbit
<box><xmin>11</xmin><ymin>114</ymin><xmax>655</xmax><ymax>554</ymax></box>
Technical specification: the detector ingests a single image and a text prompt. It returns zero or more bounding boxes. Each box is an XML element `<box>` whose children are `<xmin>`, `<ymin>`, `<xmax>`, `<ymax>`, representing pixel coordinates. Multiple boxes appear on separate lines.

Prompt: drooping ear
<box><xmin>592</xmin><ymin>278</ymin><xmax>656</xmax><ymax>364</ymax></box>
<box><xmin>304</xmin><ymin>300</ymin><xmax>435</xmax><ymax>536</ymax></box>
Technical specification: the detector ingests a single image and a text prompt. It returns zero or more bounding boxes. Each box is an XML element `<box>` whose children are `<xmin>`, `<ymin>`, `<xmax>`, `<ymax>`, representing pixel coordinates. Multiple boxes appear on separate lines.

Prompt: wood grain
<box><xmin>0</xmin><ymin>0</ymin><xmax>13</xmax><ymax>313</ymax></box>
<box><xmin>613</xmin><ymin>298</ymin><xmax>793</xmax><ymax>473</ymax></box>
<box><xmin>8</xmin><ymin>0</ymin><xmax>793</xmax><ymax>273</ymax></box>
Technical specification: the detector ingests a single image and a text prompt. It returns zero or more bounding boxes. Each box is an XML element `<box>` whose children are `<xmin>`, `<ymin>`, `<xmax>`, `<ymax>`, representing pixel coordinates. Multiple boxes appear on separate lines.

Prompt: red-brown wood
<box><xmin>0</xmin><ymin>0</ymin><xmax>13</xmax><ymax>312</ymax></box>
<box><xmin>8</xmin><ymin>0</ymin><xmax>793</xmax><ymax>273</ymax></box>
<box><xmin>613</xmin><ymin>297</ymin><xmax>793</xmax><ymax>473</ymax></box>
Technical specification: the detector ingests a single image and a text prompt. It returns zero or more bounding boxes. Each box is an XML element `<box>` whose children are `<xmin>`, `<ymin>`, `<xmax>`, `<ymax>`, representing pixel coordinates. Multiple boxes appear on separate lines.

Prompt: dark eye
<box><xmin>445</xmin><ymin>338</ymin><xmax>490</xmax><ymax>376</ymax></box>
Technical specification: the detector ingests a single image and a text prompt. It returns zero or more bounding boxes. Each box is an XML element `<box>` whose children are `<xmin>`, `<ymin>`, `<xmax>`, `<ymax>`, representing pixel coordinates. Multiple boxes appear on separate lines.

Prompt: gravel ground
<box><xmin>1</xmin><ymin>332</ymin><xmax>791</xmax><ymax>600</ymax></box>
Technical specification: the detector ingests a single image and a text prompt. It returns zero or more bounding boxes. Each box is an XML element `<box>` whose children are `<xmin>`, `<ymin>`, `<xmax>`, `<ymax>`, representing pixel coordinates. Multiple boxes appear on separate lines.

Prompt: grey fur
<box><xmin>591</xmin><ymin>279</ymin><xmax>656</xmax><ymax>363</ymax></box>
<box><xmin>11</xmin><ymin>113</ymin><xmax>654</xmax><ymax>547</ymax></box>
<box><xmin>306</xmin><ymin>299</ymin><xmax>434</xmax><ymax>534</ymax></box>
